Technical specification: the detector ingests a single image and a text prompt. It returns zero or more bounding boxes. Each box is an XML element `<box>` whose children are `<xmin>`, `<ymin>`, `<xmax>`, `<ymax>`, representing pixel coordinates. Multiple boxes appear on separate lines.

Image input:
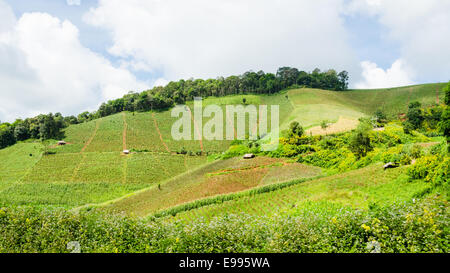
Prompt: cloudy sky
<box><xmin>0</xmin><ymin>0</ymin><xmax>449</xmax><ymax>122</ymax></box>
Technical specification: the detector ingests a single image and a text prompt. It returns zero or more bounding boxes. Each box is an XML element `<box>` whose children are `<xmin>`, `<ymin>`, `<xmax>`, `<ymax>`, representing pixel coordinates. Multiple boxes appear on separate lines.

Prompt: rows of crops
<box><xmin>47</xmin><ymin>120</ymin><xmax>98</xmax><ymax>154</ymax></box>
<box><xmin>83</xmin><ymin>115</ymin><xmax>124</xmax><ymax>152</ymax></box>
<box><xmin>126</xmin><ymin>112</ymin><xmax>170</xmax><ymax>152</ymax></box>
<box><xmin>44</xmin><ymin>91</ymin><xmax>294</xmax><ymax>156</ymax></box>
<box><xmin>0</xmin><ymin>143</ymin><xmax>43</xmax><ymax>191</ymax></box>
<box><xmin>173</xmin><ymin>164</ymin><xmax>431</xmax><ymax>222</ymax></box>
<box><xmin>0</xmin><ymin>149</ymin><xmax>208</xmax><ymax>208</ymax></box>
<box><xmin>101</xmin><ymin>157</ymin><xmax>322</xmax><ymax>217</ymax></box>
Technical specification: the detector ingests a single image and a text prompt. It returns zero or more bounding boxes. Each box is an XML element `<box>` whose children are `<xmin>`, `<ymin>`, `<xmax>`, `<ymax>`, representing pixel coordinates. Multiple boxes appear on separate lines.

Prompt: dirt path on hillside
<box><xmin>122</xmin><ymin>112</ymin><xmax>128</xmax><ymax>151</ymax></box>
<box><xmin>70</xmin><ymin>154</ymin><xmax>85</xmax><ymax>182</ymax></box>
<box><xmin>71</xmin><ymin>120</ymin><xmax>100</xmax><ymax>181</ymax></box>
<box><xmin>250</xmin><ymin>107</ymin><xmax>262</xmax><ymax>139</ymax></box>
<box><xmin>186</xmin><ymin>106</ymin><xmax>204</xmax><ymax>153</ymax></box>
<box><xmin>152</xmin><ymin>113</ymin><xmax>171</xmax><ymax>153</ymax></box>
<box><xmin>122</xmin><ymin>156</ymin><xmax>128</xmax><ymax>184</ymax></box>
<box><xmin>225</xmin><ymin>110</ymin><xmax>238</xmax><ymax>140</ymax></box>
<box><xmin>122</xmin><ymin>113</ymin><xmax>129</xmax><ymax>183</ymax></box>
<box><xmin>81</xmin><ymin>120</ymin><xmax>100</xmax><ymax>153</ymax></box>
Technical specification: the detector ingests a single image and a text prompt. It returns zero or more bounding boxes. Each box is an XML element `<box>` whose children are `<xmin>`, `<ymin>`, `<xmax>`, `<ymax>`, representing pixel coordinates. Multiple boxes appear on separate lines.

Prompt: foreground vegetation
<box><xmin>0</xmin><ymin>197</ymin><xmax>447</xmax><ymax>253</ymax></box>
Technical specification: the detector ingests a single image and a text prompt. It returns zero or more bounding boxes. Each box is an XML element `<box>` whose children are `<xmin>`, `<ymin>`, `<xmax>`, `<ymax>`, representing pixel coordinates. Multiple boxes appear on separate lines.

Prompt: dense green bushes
<box><xmin>408</xmin><ymin>156</ymin><xmax>449</xmax><ymax>186</ymax></box>
<box><xmin>293</xmin><ymin>123</ymin><xmax>431</xmax><ymax>172</ymax></box>
<box><xmin>223</xmin><ymin>121</ymin><xmax>441</xmax><ymax>176</ymax></box>
<box><xmin>0</xmin><ymin>113</ymin><xmax>67</xmax><ymax>149</ymax></box>
<box><xmin>0</xmin><ymin>124</ymin><xmax>15</xmax><ymax>149</ymax></box>
<box><xmin>440</xmin><ymin>82</ymin><xmax>450</xmax><ymax>150</ymax></box>
<box><xmin>0</xmin><ymin>198</ymin><xmax>447</xmax><ymax>253</ymax></box>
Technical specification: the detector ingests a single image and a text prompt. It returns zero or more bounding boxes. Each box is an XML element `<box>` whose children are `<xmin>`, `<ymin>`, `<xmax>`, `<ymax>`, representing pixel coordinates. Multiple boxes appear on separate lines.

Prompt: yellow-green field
<box><xmin>282</xmin><ymin>83</ymin><xmax>445</xmax><ymax>131</ymax></box>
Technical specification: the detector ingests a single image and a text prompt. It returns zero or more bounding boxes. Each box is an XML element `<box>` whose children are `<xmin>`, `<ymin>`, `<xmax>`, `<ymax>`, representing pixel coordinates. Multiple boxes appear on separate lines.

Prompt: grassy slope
<box><xmin>283</xmin><ymin>83</ymin><xmax>446</xmax><ymax>132</ymax></box>
<box><xmin>0</xmin><ymin>113</ymin><xmax>208</xmax><ymax>208</ymax></box>
<box><xmin>0</xmin><ymin>143</ymin><xmax>43</xmax><ymax>192</ymax></box>
<box><xmin>0</xmin><ymin>83</ymin><xmax>444</xmax><ymax>209</ymax></box>
<box><xmin>100</xmin><ymin>156</ymin><xmax>322</xmax><ymax>217</ymax></box>
<box><xmin>172</xmin><ymin>163</ymin><xmax>431</xmax><ymax>222</ymax></box>
<box><xmin>343</xmin><ymin>83</ymin><xmax>446</xmax><ymax>117</ymax></box>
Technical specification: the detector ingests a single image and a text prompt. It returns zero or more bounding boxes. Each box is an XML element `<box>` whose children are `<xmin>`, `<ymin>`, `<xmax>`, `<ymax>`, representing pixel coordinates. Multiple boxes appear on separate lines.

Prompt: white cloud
<box><xmin>0</xmin><ymin>0</ymin><xmax>15</xmax><ymax>33</ymax></box>
<box><xmin>347</xmin><ymin>0</ymin><xmax>450</xmax><ymax>83</ymax></box>
<box><xmin>355</xmin><ymin>59</ymin><xmax>414</xmax><ymax>89</ymax></box>
<box><xmin>153</xmin><ymin>78</ymin><xmax>169</xmax><ymax>88</ymax></box>
<box><xmin>84</xmin><ymin>0</ymin><xmax>360</xmax><ymax>81</ymax></box>
<box><xmin>0</xmin><ymin>0</ymin><xmax>148</xmax><ymax>122</ymax></box>
<box><xmin>66</xmin><ymin>0</ymin><xmax>81</xmax><ymax>6</ymax></box>
<box><xmin>3</xmin><ymin>0</ymin><xmax>448</xmax><ymax>122</ymax></box>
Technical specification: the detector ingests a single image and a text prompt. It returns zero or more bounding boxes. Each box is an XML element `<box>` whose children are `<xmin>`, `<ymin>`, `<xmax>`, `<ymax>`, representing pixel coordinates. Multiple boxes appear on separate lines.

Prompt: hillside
<box><xmin>170</xmin><ymin>164</ymin><xmax>430</xmax><ymax>222</ymax></box>
<box><xmin>99</xmin><ymin>156</ymin><xmax>322</xmax><ymax>217</ymax></box>
<box><xmin>0</xmin><ymin>83</ymin><xmax>448</xmax><ymax>254</ymax></box>
<box><xmin>0</xmin><ymin>83</ymin><xmax>445</xmax><ymax>209</ymax></box>
<box><xmin>284</xmin><ymin>83</ymin><xmax>445</xmax><ymax>132</ymax></box>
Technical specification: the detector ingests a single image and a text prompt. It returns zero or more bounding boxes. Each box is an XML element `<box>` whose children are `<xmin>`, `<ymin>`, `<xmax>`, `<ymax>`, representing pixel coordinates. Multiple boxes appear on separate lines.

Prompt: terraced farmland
<box><xmin>172</xmin><ymin>164</ymin><xmax>431</xmax><ymax>222</ymax></box>
<box><xmin>0</xmin><ymin>84</ymin><xmax>444</xmax><ymax>213</ymax></box>
<box><xmin>100</xmin><ymin>156</ymin><xmax>322</xmax><ymax>217</ymax></box>
<box><xmin>0</xmin><ymin>110</ymin><xmax>210</xmax><ymax>208</ymax></box>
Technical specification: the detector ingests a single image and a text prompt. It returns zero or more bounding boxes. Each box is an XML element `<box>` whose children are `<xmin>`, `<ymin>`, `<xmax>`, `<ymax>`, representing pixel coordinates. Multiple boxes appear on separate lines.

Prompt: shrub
<box><xmin>380</xmin><ymin>146</ymin><xmax>403</xmax><ymax>164</ymax></box>
<box><xmin>0</xmin><ymin>199</ymin><xmax>447</xmax><ymax>253</ymax></box>
<box><xmin>349</xmin><ymin>119</ymin><xmax>373</xmax><ymax>158</ymax></box>
<box><xmin>410</xmin><ymin>144</ymin><xmax>424</xmax><ymax>159</ymax></box>
<box><xmin>400</xmin><ymin>154</ymin><xmax>412</xmax><ymax>165</ymax></box>
<box><xmin>430</xmin><ymin>142</ymin><xmax>447</xmax><ymax>156</ymax></box>
<box><xmin>221</xmin><ymin>145</ymin><xmax>249</xmax><ymax>159</ymax></box>
<box><xmin>406</xmin><ymin>155</ymin><xmax>448</xmax><ymax>186</ymax></box>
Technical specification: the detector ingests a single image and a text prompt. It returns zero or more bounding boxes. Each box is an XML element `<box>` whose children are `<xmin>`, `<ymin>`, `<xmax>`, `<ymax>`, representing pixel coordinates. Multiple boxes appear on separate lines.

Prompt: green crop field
<box><xmin>99</xmin><ymin>156</ymin><xmax>322</xmax><ymax>217</ymax></box>
<box><xmin>171</xmin><ymin>164</ymin><xmax>432</xmax><ymax>222</ymax></box>
<box><xmin>0</xmin><ymin>143</ymin><xmax>43</xmax><ymax>192</ymax></box>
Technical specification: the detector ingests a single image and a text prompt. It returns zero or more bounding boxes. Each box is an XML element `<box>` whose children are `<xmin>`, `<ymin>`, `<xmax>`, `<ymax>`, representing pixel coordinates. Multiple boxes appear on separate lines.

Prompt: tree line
<box><xmin>95</xmin><ymin>67</ymin><xmax>349</xmax><ymax>118</ymax></box>
<box><xmin>0</xmin><ymin>113</ymin><xmax>66</xmax><ymax>149</ymax></box>
<box><xmin>0</xmin><ymin>67</ymin><xmax>348</xmax><ymax>149</ymax></box>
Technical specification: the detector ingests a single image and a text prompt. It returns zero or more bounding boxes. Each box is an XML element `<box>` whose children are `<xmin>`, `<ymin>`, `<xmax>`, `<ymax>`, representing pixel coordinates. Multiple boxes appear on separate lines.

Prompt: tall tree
<box><xmin>406</xmin><ymin>101</ymin><xmax>424</xmax><ymax>129</ymax></box>
<box><xmin>349</xmin><ymin>118</ymin><xmax>373</xmax><ymax>158</ymax></box>
<box><xmin>337</xmin><ymin>71</ymin><xmax>349</xmax><ymax>91</ymax></box>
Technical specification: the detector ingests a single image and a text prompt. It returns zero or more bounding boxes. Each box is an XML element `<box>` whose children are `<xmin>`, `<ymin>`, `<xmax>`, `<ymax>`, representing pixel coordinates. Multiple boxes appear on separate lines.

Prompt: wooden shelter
<box><xmin>243</xmin><ymin>153</ymin><xmax>255</xmax><ymax>159</ymax></box>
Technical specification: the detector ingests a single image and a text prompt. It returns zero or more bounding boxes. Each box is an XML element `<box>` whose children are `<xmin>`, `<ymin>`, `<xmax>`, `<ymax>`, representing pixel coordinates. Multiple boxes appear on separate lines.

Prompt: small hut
<box><xmin>57</xmin><ymin>141</ymin><xmax>67</xmax><ymax>146</ymax></box>
<box><xmin>383</xmin><ymin>162</ymin><xmax>398</xmax><ymax>170</ymax></box>
<box><xmin>123</xmin><ymin>149</ymin><xmax>130</xmax><ymax>155</ymax></box>
<box><xmin>243</xmin><ymin>153</ymin><xmax>255</xmax><ymax>159</ymax></box>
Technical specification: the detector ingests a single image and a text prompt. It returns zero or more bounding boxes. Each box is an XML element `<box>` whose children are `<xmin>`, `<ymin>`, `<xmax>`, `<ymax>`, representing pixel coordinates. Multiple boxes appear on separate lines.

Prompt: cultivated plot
<box><xmin>174</xmin><ymin>164</ymin><xmax>430</xmax><ymax>222</ymax></box>
<box><xmin>101</xmin><ymin>156</ymin><xmax>321</xmax><ymax>217</ymax></box>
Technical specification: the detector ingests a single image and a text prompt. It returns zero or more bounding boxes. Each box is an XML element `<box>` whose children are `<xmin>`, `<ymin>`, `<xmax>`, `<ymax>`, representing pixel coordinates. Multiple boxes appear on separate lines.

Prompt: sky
<box><xmin>0</xmin><ymin>0</ymin><xmax>449</xmax><ymax>122</ymax></box>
